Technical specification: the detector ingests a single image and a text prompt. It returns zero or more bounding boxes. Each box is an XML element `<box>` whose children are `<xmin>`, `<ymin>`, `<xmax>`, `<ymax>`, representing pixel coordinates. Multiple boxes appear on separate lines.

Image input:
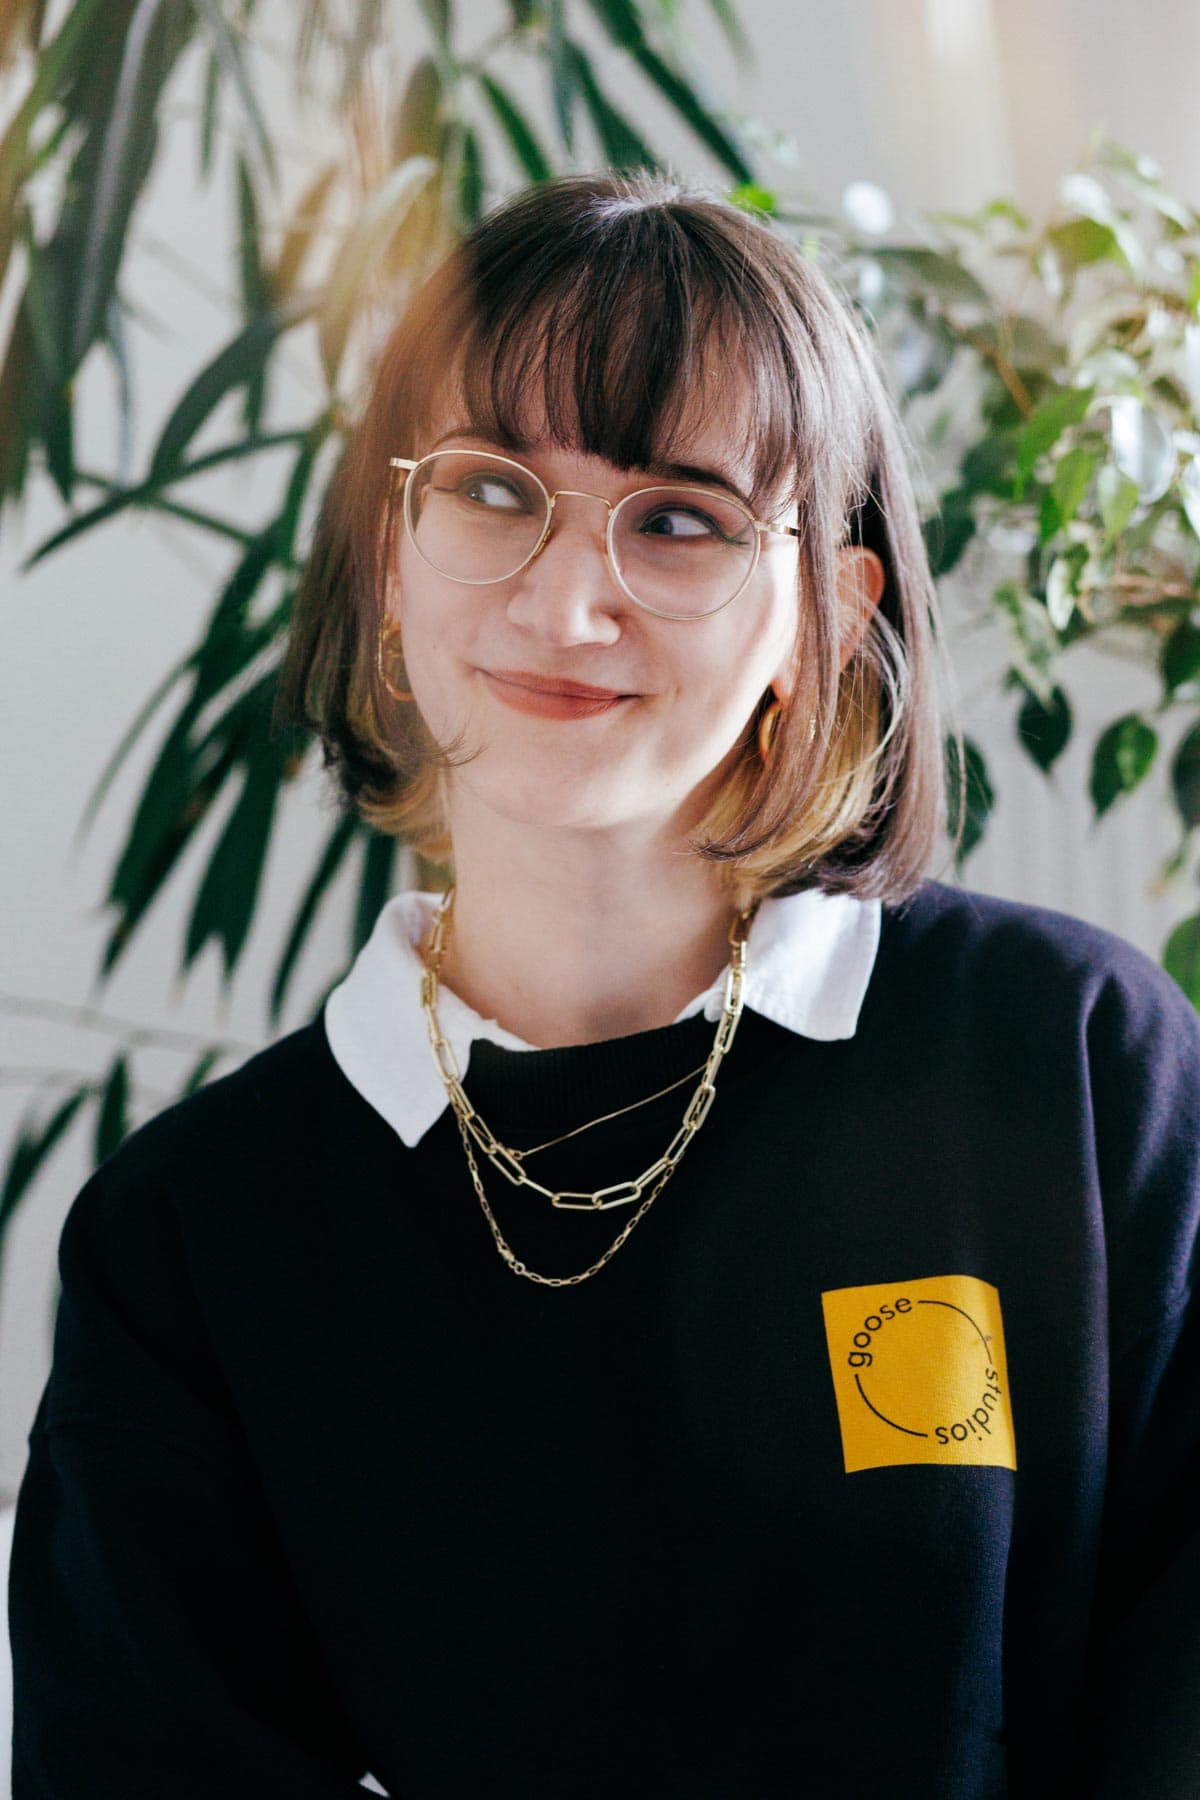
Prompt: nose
<box><xmin>503</xmin><ymin>491</ymin><xmax>625</xmax><ymax>647</ymax></box>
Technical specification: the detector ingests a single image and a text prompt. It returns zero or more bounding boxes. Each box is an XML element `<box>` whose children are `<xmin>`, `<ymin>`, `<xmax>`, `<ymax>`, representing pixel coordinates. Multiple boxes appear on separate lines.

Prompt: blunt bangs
<box><xmin>418</xmin><ymin>199</ymin><xmax>804</xmax><ymax>518</ymax></box>
<box><xmin>276</xmin><ymin>171</ymin><xmax>953</xmax><ymax>904</ymax></box>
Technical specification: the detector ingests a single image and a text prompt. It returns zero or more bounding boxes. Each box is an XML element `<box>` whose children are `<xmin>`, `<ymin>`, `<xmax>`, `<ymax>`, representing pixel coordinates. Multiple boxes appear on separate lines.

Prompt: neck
<box><xmin>430</xmin><ymin>798</ymin><xmax>745</xmax><ymax>1050</ymax></box>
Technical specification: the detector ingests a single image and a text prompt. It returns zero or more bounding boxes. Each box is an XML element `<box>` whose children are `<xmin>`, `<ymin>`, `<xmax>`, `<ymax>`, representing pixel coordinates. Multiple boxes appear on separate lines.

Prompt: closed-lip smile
<box><xmin>484</xmin><ymin>667</ymin><xmax>634</xmax><ymax>699</ymax></box>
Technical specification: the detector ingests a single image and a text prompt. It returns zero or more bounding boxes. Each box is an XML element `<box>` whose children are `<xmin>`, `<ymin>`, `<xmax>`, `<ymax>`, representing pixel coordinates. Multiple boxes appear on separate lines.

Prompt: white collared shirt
<box><xmin>324</xmin><ymin>888</ymin><xmax>882</xmax><ymax>1149</ymax></box>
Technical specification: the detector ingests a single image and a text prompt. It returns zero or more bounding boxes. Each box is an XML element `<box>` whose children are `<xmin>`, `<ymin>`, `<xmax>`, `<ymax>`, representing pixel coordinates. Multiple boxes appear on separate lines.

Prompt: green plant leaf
<box><xmin>567</xmin><ymin>39</ymin><xmax>657</xmax><ymax>171</ymax></box>
<box><xmin>184</xmin><ymin>739</ymin><xmax>286</xmax><ymax>982</ymax></box>
<box><xmin>101</xmin><ymin>721</ymin><xmax>242</xmax><ymax>977</ymax></box>
<box><xmin>1044</xmin><ymin>541</ymin><xmax>1088</xmax><ymax>631</ymax></box>
<box><xmin>270</xmin><ymin>810</ymin><xmax>358</xmax><ymax>1024</ymax></box>
<box><xmin>1049</xmin><ymin>216</ymin><xmax>1131</xmax><ymax>275</ymax></box>
<box><xmin>272</xmin><ymin>161</ymin><xmax>339</xmax><ymax>299</ymax></box>
<box><xmin>236</xmin><ymin>156</ymin><xmax>271</xmax><ymax>435</ymax></box>
<box><xmin>191</xmin><ymin>523</ymin><xmax>281</xmax><ymax>686</ymax></box>
<box><xmin>353</xmin><ymin>830</ymin><xmax>398</xmax><ymax>955</ymax></box>
<box><xmin>318</xmin><ymin>155</ymin><xmax>437</xmax><ymax>390</ymax></box>
<box><xmin>1038</xmin><ymin>487</ymin><xmax>1061</xmax><ymax>545</ymax></box>
<box><xmin>729</xmin><ymin>181</ymin><xmax>775</xmax><ymax>216</ymax></box>
<box><xmin>958</xmin><ymin>432</ymin><xmax>1016</xmax><ymax>498</ymax></box>
<box><xmin>393</xmin><ymin>55</ymin><xmax>443</xmax><ymax>162</ymax></box>
<box><xmin>104</xmin><ymin>288</ymin><xmax>136</xmax><ymax>483</ymax></box>
<box><xmin>20</xmin><ymin>235</ymin><xmax>77</xmax><ymax>499</ymax></box>
<box><xmin>1013</xmin><ymin>384</ymin><xmax>1094</xmax><ymax>500</ymax></box>
<box><xmin>199</xmin><ymin>41</ymin><xmax>221</xmax><ymax>179</ymax></box>
<box><xmin>704</xmin><ymin>0</ymin><xmax>753</xmax><ymax>64</ymax></box>
<box><xmin>866</xmin><ymin>246</ymin><xmax>991</xmax><ymax>309</ymax></box>
<box><xmin>1089</xmin><ymin>713</ymin><xmax>1158</xmax><ymax>818</ymax></box>
<box><xmin>1162</xmin><ymin>617</ymin><xmax>1200</xmax><ymax>696</ymax></box>
<box><xmin>189</xmin><ymin>0</ymin><xmax>277</xmax><ymax>187</ymax></box>
<box><xmin>337</xmin><ymin>0</ymin><xmax>385</xmax><ymax>109</ymax></box>
<box><xmin>417</xmin><ymin>0</ymin><xmax>452</xmax><ymax>52</ymax></box>
<box><xmin>627</xmin><ymin>41</ymin><xmax>752</xmax><ymax>182</ymax></box>
<box><xmin>583</xmin><ymin>0</ymin><xmax>641</xmax><ymax>49</ymax></box>
<box><xmin>924</xmin><ymin>489</ymin><xmax>975</xmax><ymax>578</ymax></box>
<box><xmin>994</xmin><ymin>580</ymin><xmax>1060</xmax><ymax>705</ymax></box>
<box><xmin>1096</xmin><ymin>462</ymin><xmax>1139</xmax><ymax>535</ymax></box>
<box><xmin>1051</xmin><ymin>444</ymin><xmax>1097</xmax><ymax>526</ymax></box>
<box><xmin>0</xmin><ymin>0</ymin><xmax>45</xmax><ymax>73</ymax></box>
<box><xmin>101</xmin><ymin>530</ymin><xmax>282</xmax><ymax>967</ymax></box>
<box><xmin>583</xmin><ymin>3</ymin><xmax>750</xmax><ymax>179</ymax></box>
<box><xmin>273</xmin><ymin>414</ymin><xmax>334</xmax><ymax>564</ymax></box>
<box><xmin>236</xmin><ymin>156</ymin><xmax>271</xmax><ymax>315</ymax></box>
<box><xmin>21</xmin><ymin>223</ymin><xmax>64</xmax><ymax>385</ymax></box>
<box><xmin>1163</xmin><ymin>911</ymin><xmax>1200</xmax><ymax>1009</ymax></box>
<box><xmin>74</xmin><ymin>646</ymin><xmax>195</xmax><ymax>853</ymax></box>
<box><xmin>1016</xmin><ymin>679</ymin><xmax>1072</xmax><ymax>772</ymax></box>
<box><xmin>1170</xmin><ymin>720</ymin><xmax>1200</xmax><ymax>828</ymax></box>
<box><xmin>94</xmin><ymin>1054</ymin><xmax>131</xmax><ymax>1163</ymax></box>
<box><xmin>546</xmin><ymin>0</ymin><xmax>575</xmax><ymax>152</ymax></box>
<box><xmin>945</xmin><ymin>732</ymin><xmax>994</xmax><ymax>864</ymax></box>
<box><xmin>1188</xmin><ymin>259</ymin><xmax>1200</xmax><ymax>321</ymax></box>
<box><xmin>20</xmin><ymin>431</ymin><xmax>306</xmax><ymax>568</ymax></box>
<box><xmin>477</xmin><ymin>72</ymin><xmax>551</xmax><ymax>181</ymax></box>
<box><xmin>149</xmin><ymin>310</ymin><xmax>289</xmax><ymax>482</ymax></box>
<box><xmin>0</xmin><ymin>308</ymin><xmax>40</xmax><ymax>507</ymax></box>
<box><xmin>457</xmin><ymin>124</ymin><xmax>483</xmax><ymax>229</ymax></box>
<box><xmin>0</xmin><ymin>0</ymin><xmax>107</xmax><ymax>219</ymax></box>
<box><xmin>0</xmin><ymin>1086</ymin><xmax>91</xmax><ymax>1236</ymax></box>
<box><xmin>70</xmin><ymin>0</ymin><xmax>193</xmax><ymax>374</ymax></box>
<box><xmin>181</xmin><ymin>1046</ymin><xmax>225</xmax><ymax>1093</ymax></box>
<box><xmin>967</xmin><ymin>312</ymin><xmax>1059</xmax><ymax>371</ymax></box>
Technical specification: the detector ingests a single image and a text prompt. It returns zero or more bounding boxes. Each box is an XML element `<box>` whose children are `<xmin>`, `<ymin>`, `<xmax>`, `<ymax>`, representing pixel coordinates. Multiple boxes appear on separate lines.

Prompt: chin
<box><xmin>458</xmin><ymin>764</ymin><xmax>671</xmax><ymax>835</ymax></box>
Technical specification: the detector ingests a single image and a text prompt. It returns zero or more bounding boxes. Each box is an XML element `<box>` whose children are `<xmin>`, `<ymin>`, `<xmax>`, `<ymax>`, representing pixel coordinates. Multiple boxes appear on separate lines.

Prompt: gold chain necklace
<box><xmin>418</xmin><ymin>887</ymin><xmax>758</xmax><ymax>1286</ymax></box>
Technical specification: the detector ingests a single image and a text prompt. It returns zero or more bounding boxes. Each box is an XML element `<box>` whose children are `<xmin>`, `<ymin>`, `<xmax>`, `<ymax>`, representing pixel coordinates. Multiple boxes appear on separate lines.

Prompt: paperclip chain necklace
<box><xmin>418</xmin><ymin>886</ymin><xmax>758</xmax><ymax>1286</ymax></box>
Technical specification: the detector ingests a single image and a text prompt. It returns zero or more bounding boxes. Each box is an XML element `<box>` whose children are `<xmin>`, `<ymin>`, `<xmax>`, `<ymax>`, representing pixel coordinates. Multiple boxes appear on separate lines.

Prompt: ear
<box><xmin>836</xmin><ymin>546</ymin><xmax>885</xmax><ymax>672</ymax></box>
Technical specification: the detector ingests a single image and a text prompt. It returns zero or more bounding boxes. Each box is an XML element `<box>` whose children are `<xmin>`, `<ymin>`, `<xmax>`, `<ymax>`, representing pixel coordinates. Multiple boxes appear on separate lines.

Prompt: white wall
<box><xmin>3</xmin><ymin>0</ymin><xmax>1198</xmax><ymax>1501</ymax></box>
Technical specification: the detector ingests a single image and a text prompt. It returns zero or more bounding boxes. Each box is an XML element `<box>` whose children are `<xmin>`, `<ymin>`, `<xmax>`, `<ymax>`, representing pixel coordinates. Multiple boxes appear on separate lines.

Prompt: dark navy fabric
<box><xmin>8</xmin><ymin>880</ymin><xmax>1200</xmax><ymax>1798</ymax></box>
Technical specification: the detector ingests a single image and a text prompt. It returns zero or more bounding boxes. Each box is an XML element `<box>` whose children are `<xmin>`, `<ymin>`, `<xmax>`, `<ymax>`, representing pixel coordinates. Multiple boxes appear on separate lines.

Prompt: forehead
<box><xmin>415</xmin><ymin>353</ymin><xmax>787</xmax><ymax>513</ymax></box>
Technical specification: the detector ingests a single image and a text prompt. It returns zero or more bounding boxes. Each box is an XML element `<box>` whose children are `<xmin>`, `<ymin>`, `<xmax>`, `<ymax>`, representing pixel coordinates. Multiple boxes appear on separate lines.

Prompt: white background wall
<box><xmin>3</xmin><ymin>0</ymin><xmax>1199</xmax><ymax>1501</ymax></box>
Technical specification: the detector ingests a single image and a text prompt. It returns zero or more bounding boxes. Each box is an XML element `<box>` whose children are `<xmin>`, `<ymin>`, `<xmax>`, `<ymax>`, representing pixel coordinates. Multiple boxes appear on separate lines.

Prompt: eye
<box><xmin>637</xmin><ymin>503</ymin><xmax>750</xmax><ymax>547</ymax></box>
<box><xmin>457</xmin><ymin>472</ymin><xmax>533</xmax><ymax>512</ymax></box>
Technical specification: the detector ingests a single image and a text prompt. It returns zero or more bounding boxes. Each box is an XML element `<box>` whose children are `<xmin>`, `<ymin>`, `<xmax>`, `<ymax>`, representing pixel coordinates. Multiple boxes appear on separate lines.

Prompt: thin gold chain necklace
<box><xmin>419</xmin><ymin>887</ymin><xmax>758</xmax><ymax>1286</ymax></box>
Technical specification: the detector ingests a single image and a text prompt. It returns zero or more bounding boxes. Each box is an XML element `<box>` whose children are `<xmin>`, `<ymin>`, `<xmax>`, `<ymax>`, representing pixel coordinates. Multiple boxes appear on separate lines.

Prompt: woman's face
<box><xmin>389</xmin><ymin>387</ymin><xmax>872</xmax><ymax>845</ymax></box>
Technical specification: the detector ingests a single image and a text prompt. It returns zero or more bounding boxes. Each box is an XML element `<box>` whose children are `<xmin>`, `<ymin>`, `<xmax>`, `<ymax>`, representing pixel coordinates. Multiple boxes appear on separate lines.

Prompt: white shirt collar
<box><xmin>324</xmin><ymin>888</ymin><xmax>881</xmax><ymax>1148</ymax></box>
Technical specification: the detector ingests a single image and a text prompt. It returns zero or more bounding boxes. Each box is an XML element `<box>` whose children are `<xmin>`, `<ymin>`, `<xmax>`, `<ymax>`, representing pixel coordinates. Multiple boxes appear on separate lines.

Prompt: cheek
<box><xmin>393</xmin><ymin>553</ymin><xmax>465</xmax><ymax>675</ymax></box>
<box><xmin>710</xmin><ymin>587</ymin><xmax>798</xmax><ymax>701</ymax></box>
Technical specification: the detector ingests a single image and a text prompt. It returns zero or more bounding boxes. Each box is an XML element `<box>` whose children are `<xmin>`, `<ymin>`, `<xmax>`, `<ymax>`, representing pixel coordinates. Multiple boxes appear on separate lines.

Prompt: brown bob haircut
<box><xmin>276</xmin><ymin>170</ymin><xmax>956</xmax><ymax>908</ymax></box>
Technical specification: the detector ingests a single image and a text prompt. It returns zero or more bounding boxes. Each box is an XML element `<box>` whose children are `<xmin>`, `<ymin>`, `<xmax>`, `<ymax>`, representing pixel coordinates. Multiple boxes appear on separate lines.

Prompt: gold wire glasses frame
<box><xmin>388</xmin><ymin>449</ymin><xmax>803</xmax><ymax>620</ymax></box>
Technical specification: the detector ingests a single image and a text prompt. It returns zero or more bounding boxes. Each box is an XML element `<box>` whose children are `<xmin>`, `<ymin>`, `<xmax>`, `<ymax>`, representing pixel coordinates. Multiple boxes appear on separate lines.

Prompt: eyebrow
<box><xmin>427</xmin><ymin>427</ymin><xmax>756</xmax><ymax>512</ymax></box>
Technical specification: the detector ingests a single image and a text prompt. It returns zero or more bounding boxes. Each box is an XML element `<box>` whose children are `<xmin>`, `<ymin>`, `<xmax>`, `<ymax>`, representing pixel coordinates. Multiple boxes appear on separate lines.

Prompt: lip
<box><xmin>481</xmin><ymin>669</ymin><xmax>633</xmax><ymax>721</ymax></box>
<box><xmin>485</xmin><ymin>667</ymin><xmax>633</xmax><ymax>699</ymax></box>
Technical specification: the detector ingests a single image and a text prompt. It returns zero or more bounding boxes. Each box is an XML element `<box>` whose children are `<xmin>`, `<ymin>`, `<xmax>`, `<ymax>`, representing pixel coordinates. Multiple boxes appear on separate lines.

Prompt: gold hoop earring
<box><xmin>758</xmin><ymin>698</ymin><xmax>783</xmax><ymax>763</ymax></box>
<box><xmin>377</xmin><ymin>620</ymin><xmax>414</xmax><ymax>703</ymax></box>
<box><xmin>757</xmin><ymin>699</ymin><xmax>818</xmax><ymax>764</ymax></box>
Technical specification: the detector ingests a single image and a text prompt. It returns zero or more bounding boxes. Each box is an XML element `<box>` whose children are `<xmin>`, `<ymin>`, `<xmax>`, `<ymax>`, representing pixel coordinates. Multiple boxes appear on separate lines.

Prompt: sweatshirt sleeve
<box><xmin>1069</xmin><ymin>952</ymin><xmax>1200</xmax><ymax>1799</ymax></box>
<box><xmin>7</xmin><ymin>1143</ymin><xmax>380</xmax><ymax>1798</ymax></box>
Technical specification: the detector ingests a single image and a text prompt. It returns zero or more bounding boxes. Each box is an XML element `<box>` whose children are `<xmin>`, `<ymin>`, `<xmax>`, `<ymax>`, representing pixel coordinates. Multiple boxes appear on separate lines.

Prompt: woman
<box><xmin>9</xmin><ymin>173</ymin><xmax>1199</xmax><ymax>1799</ymax></box>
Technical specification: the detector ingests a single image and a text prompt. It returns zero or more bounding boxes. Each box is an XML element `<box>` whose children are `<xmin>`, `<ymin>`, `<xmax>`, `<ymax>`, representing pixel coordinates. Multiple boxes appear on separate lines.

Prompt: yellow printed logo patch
<box><xmin>820</xmin><ymin>1274</ymin><xmax>1017</xmax><ymax>1474</ymax></box>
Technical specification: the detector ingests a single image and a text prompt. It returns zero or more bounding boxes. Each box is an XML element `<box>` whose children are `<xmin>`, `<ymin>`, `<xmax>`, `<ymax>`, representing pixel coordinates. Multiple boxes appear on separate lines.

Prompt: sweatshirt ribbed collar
<box><xmin>323</xmin><ymin>887</ymin><xmax>881</xmax><ymax>1148</ymax></box>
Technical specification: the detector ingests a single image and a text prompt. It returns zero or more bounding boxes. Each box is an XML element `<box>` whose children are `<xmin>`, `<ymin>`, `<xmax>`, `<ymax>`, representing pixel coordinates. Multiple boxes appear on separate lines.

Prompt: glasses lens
<box><xmin>405</xmin><ymin>452</ymin><xmax>548</xmax><ymax>582</ymax></box>
<box><xmin>612</xmin><ymin>487</ymin><xmax>758</xmax><ymax>617</ymax></box>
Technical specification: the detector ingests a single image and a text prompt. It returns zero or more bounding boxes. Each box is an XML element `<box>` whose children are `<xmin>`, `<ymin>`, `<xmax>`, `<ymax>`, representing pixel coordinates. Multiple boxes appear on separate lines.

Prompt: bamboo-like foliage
<box><xmin>3</xmin><ymin>2</ymin><xmax>1200</xmax><ymax>1261</ymax></box>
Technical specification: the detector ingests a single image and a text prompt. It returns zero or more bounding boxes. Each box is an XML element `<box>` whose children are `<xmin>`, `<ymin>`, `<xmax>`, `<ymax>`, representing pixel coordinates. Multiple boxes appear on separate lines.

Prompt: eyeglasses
<box><xmin>388</xmin><ymin>449</ymin><xmax>802</xmax><ymax>620</ymax></box>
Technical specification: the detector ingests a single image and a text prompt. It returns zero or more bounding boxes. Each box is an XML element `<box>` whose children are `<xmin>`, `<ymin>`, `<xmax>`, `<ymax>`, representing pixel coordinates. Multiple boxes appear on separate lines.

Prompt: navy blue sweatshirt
<box><xmin>8</xmin><ymin>880</ymin><xmax>1200</xmax><ymax>1797</ymax></box>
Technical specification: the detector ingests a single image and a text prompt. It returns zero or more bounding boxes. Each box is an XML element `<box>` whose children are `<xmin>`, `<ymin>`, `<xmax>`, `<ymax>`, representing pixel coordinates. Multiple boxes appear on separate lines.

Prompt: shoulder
<box><xmin>879</xmin><ymin>877</ymin><xmax>1199</xmax><ymax>1046</ymax></box>
<box><xmin>50</xmin><ymin>1016</ymin><xmax>353</xmax><ymax>1369</ymax></box>
<box><xmin>879</xmin><ymin>882</ymin><xmax>1200</xmax><ymax>1343</ymax></box>
<box><xmin>74</xmin><ymin>1015</ymin><xmax>338</xmax><ymax>1226</ymax></box>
